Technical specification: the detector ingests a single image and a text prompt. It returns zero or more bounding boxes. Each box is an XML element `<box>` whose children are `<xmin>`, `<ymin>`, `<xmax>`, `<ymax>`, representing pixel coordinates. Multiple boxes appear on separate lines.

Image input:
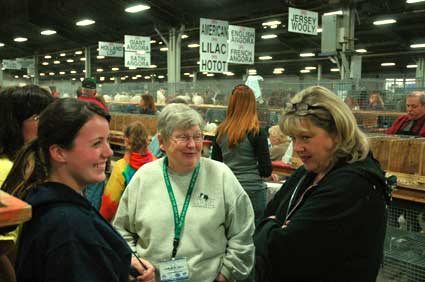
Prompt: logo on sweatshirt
<box><xmin>192</xmin><ymin>192</ymin><xmax>215</xmax><ymax>208</ymax></box>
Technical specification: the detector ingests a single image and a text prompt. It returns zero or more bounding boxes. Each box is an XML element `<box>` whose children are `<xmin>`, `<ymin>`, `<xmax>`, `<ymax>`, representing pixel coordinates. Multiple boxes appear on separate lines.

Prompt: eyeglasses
<box><xmin>171</xmin><ymin>133</ymin><xmax>203</xmax><ymax>144</ymax></box>
<box><xmin>285</xmin><ymin>102</ymin><xmax>322</xmax><ymax>116</ymax></box>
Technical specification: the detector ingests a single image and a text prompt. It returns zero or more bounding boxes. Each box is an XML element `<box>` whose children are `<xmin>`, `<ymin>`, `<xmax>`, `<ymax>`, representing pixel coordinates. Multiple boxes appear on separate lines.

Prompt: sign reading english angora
<box><xmin>199</xmin><ymin>18</ymin><xmax>228</xmax><ymax>73</ymax></box>
<box><xmin>288</xmin><ymin>7</ymin><xmax>318</xmax><ymax>35</ymax></box>
<box><xmin>227</xmin><ymin>25</ymin><xmax>255</xmax><ymax>65</ymax></box>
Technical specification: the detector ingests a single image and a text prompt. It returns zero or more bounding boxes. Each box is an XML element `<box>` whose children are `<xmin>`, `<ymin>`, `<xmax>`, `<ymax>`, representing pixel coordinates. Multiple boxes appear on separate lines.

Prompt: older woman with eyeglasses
<box><xmin>254</xmin><ymin>86</ymin><xmax>388</xmax><ymax>282</ymax></box>
<box><xmin>113</xmin><ymin>103</ymin><xmax>255</xmax><ymax>282</ymax></box>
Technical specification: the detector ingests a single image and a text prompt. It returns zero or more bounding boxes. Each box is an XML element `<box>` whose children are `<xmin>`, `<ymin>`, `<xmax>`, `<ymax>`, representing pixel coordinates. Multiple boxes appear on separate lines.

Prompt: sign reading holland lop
<box><xmin>227</xmin><ymin>25</ymin><xmax>255</xmax><ymax>65</ymax></box>
<box><xmin>124</xmin><ymin>35</ymin><xmax>151</xmax><ymax>68</ymax></box>
<box><xmin>2</xmin><ymin>59</ymin><xmax>21</xmax><ymax>70</ymax></box>
<box><xmin>199</xmin><ymin>18</ymin><xmax>228</xmax><ymax>73</ymax></box>
<box><xmin>288</xmin><ymin>7</ymin><xmax>318</xmax><ymax>35</ymax></box>
<box><xmin>99</xmin><ymin>41</ymin><xmax>123</xmax><ymax>57</ymax></box>
<box><xmin>16</xmin><ymin>58</ymin><xmax>35</xmax><ymax>69</ymax></box>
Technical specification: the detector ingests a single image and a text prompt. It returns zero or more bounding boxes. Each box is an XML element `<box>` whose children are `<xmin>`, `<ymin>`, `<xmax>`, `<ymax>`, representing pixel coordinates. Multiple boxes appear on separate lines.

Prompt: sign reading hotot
<box><xmin>199</xmin><ymin>18</ymin><xmax>228</xmax><ymax>73</ymax></box>
<box><xmin>99</xmin><ymin>41</ymin><xmax>123</xmax><ymax>57</ymax></box>
<box><xmin>227</xmin><ymin>25</ymin><xmax>255</xmax><ymax>65</ymax></box>
<box><xmin>288</xmin><ymin>7</ymin><xmax>318</xmax><ymax>35</ymax></box>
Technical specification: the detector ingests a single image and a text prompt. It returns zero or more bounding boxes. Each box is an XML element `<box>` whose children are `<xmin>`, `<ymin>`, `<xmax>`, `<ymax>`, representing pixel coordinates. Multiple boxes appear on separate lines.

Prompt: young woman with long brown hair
<box><xmin>212</xmin><ymin>84</ymin><xmax>272</xmax><ymax>225</ymax></box>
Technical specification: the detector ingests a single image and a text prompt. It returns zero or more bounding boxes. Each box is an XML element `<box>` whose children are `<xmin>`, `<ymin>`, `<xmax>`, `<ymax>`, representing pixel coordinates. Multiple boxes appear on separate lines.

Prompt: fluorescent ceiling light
<box><xmin>317</xmin><ymin>28</ymin><xmax>322</xmax><ymax>33</ymax></box>
<box><xmin>188</xmin><ymin>43</ymin><xmax>199</xmax><ymax>48</ymax></box>
<box><xmin>96</xmin><ymin>68</ymin><xmax>104</xmax><ymax>72</ymax></box>
<box><xmin>355</xmin><ymin>49</ymin><xmax>367</xmax><ymax>53</ymax></box>
<box><xmin>125</xmin><ymin>4</ymin><xmax>150</xmax><ymax>13</ymax></box>
<box><xmin>273</xmin><ymin>70</ymin><xmax>283</xmax><ymax>74</ymax></box>
<box><xmin>40</xmin><ymin>73</ymin><xmax>45</xmax><ymax>76</ymax></box>
<box><xmin>75</xmin><ymin>50</ymin><xmax>83</xmax><ymax>55</ymax></box>
<box><xmin>224</xmin><ymin>72</ymin><xmax>235</xmax><ymax>76</ymax></box>
<box><xmin>381</xmin><ymin>62</ymin><xmax>396</xmax><ymax>66</ymax></box>
<box><xmin>158</xmin><ymin>41</ymin><xmax>163</xmax><ymax>45</ymax></box>
<box><xmin>300</xmin><ymin>53</ymin><xmax>315</xmax><ymax>57</ymax></box>
<box><xmin>60</xmin><ymin>53</ymin><xmax>66</xmax><ymax>57</ymax></box>
<box><xmin>206</xmin><ymin>73</ymin><xmax>215</xmax><ymax>77</ymax></box>
<box><xmin>53</xmin><ymin>60</ymin><xmax>60</xmax><ymax>64</ymax></box>
<box><xmin>97</xmin><ymin>55</ymin><xmax>105</xmax><ymax>59</ymax></box>
<box><xmin>112</xmin><ymin>67</ymin><xmax>119</xmax><ymax>71</ymax></box>
<box><xmin>80</xmin><ymin>57</ymin><xmax>86</xmax><ymax>61</ymax></box>
<box><xmin>0</xmin><ymin>43</ymin><xmax>4</xmax><ymax>47</ymax></box>
<box><xmin>70</xmin><ymin>70</ymin><xmax>77</xmax><ymax>74</ymax></box>
<box><xmin>406</xmin><ymin>64</ymin><xmax>417</xmax><ymax>68</ymax></box>
<box><xmin>160</xmin><ymin>47</ymin><xmax>168</xmax><ymax>51</ymax></box>
<box><xmin>82</xmin><ymin>70</ymin><xmax>86</xmax><ymax>73</ymax></box>
<box><xmin>305</xmin><ymin>66</ymin><xmax>317</xmax><ymax>70</ymax></box>
<box><xmin>300</xmin><ymin>69</ymin><xmax>310</xmax><ymax>73</ymax></box>
<box><xmin>14</xmin><ymin>75</ymin><xmax>19</xmax><ymax>78</ymax></box>
<box><xmin>407</xmin><ymin>0</ymin><xmax>425</xmax><ymax>3</ymax></box>
<box><xmin>44</xmin><ymin>55</ymin><xmax>51</xmax><ymax>59</ymax></box>
<box><xmin>181</xmin><ymin>34</ymin><xmax>189</xmax><ymax>39</ymax></box>
<box><xmin>49</xmin><ymin>72</ymin><xmax>55</xmax><ymax>76</ymax></box>
<box><xmin>261</xmin><ymin>34</ymin><xmax>277</xmax><ymax>39</ymax></box>
<box><xmin>41</xmin><ymin>29</ymin><xmax>56</xmax><ymax>35</ymax></box>
<box><xmin>323</xmin><ymin>10</ymin><xmax>343</xmax><ymax>16</ymax></box>
<box><xmin>100</xmin><ymin>77</ymin><xmax>105</xmax><ymax>81</ymax></box>
<box><xmin>150</xmin><ymin>40</ymin><xmax>157</xmax><ymax>43</ymax></box>
<box><xmin>59</xmin><ymin>71</ymin><xmax>65</xmax><ymax>75</ymax></box>
<box><xmin>149</xmin><ymin>64</ymin><xmax>157</xmax><ymax>68</ymax></box>
<box><xmin>373</xmin><ymin>19</ymin><xmax>396</xmax><ymax>25</ymax></box>
<box><xmin>184</xmin><ymin>72</ymin><xmax>191</xmax><ymax>76</ymax></box>
<box><xmin>262</xmin><ymin>20</ymin><xmax>281</xmax><ymax>27</ymax></box>
<box><xmin>66</xmin><ymin>59</ymin><xmax>74</xmax><ymax>63</ymax></box>
<box><xmin>80</xmin><ymin>77</ymin><xmax>84</xmax><ymax>82</ymax></box>
<box><xmin>128</xmin><ymin>66</ymin><xmax>137</xmax><ymax>70</ymax></box>
<box><xmin>14</xmin><ymin>37</ymin><xmax>28</xmax><ymax>42</ymax></box>
<box><xmin>274</xmin><ymin>68</ymin><xmax>285</xmax><ymax>72</ymax></box>
<box><xmin>410</xmin><ymin>43</ymin><xmax>425</xmax><ymax>48</ymax></box>
<box><xmin>189</xmin><ymin>74</ymin><xmax>194</xmax><ymax>78</ymax></box>
<box><xmin>330</xmin><ymin>68</ymin><xmax>340</xmax><ymax>72</ymax></box>
<box><xmin>76</xmin><ymin>19</ymin><xmax>95</xmax><ymax>26</ymax></box>
<box><xmin>158</xmin><ymin>75</ymin><xmax>165</xmax><ymax>79</ymax></box>
<box><xmin>144</xmin><ymin>76</ymin><xmax>151</xmax><ymax>79</ymax></box>
<box><xmin>72</xmin><ymin>78</ymin><xmax>76</xmax><ymax>81</ymax></box>
<box><xmin>259</xmin><ymin>56</ymin><xmax>272</xmax><ymax>60</ymax></box>
<box><xmin>42</xmin><ymin>62</ymin><xmax>49</xmax><ymax>65</ymax></box>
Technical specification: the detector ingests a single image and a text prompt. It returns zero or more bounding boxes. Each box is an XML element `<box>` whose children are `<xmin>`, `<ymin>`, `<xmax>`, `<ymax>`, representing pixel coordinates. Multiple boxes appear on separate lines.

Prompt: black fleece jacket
<box><xmin>254</xmin><ymin>154</ymin><xmax>388</xmax><ymax>282</ymax></box>
<box><xmin>15</xmin><ymin>182</ymin><xmax>132</xmax><ymax>282</ymax></box>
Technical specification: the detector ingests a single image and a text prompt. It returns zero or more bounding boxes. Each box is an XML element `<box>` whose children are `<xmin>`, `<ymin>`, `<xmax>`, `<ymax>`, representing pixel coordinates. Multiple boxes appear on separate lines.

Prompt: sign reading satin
<box><xmin>288</xmin><ymin>7</ymin><xmax>318</xmax><ymax>35</ymax></box>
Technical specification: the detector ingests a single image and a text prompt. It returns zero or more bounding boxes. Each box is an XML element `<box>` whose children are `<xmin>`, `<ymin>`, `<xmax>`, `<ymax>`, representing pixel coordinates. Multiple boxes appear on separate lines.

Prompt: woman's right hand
<box><xmin>131</xmin><ymin>257</ymin><xmax>156</xmax><ymax>282</ymax></box>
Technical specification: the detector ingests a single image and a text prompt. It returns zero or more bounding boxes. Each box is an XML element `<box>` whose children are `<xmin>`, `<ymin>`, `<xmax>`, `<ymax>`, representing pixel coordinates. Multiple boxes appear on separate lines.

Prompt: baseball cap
<box><xmin>82</xmin><ymin>77</ymin><xmax>96</xmax><ymax>89</ymax></box>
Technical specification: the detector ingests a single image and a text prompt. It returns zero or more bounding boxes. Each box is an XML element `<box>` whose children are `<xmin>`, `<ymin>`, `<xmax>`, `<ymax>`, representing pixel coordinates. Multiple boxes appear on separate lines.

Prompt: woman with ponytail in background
<box><xmin>2</xmin><ymin>99</ymin><xmax>155</xmax><ymax>282</ymax></box>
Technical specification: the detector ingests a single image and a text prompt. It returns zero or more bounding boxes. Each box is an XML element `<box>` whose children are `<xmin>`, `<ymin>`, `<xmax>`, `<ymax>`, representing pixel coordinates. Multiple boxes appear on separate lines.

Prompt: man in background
<box><xmin>387</xmin><ymin>91</ymin><xmax>425</xmax><ymax>136</ymax></box>
<box><xmin>78</xmin><ymin>77</ymin><xmax>109</xmax><ymax>111</ymax></box>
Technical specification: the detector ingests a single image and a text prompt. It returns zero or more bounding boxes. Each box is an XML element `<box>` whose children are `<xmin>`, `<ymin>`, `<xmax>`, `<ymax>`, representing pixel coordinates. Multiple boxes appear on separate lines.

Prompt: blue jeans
<box><xmin>245</xmin><ymin>189</ymin><xmax>267</xmax><ymax>227</ymax></box>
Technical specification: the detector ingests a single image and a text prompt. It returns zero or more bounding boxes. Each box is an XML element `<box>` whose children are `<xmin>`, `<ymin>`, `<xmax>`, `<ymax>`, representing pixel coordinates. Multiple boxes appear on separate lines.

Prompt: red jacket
<box><xmin>78</xmin><ymin>96</ymin><xmax>109</xmax><ymax>112</ymax></box>
<box><xmin>386</xmin><ymin>114</ymin><xmax>425</xmax><ymax>136</ymax></box>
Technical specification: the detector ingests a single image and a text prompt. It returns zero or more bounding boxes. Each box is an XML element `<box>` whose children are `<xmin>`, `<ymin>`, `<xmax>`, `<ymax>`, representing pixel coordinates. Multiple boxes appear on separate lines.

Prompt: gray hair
<box><xmin>280</xmin><ymin>86</ymin><xmax>369</xmax><ymax>164</ymax></box>
<box><xmin>407</xmin><ymin>91</ymin><xmax>425</xmax><ymax>105</ymax></box>
<box><xmin>157</xmin><ymin>103</ymin><xmax>205</xmax><ymax>141</ymax></box>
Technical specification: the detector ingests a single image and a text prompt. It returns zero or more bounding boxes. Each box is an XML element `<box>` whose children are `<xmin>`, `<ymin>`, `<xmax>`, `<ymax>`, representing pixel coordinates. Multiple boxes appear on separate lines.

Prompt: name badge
<box><xmin>158</xmin><ymin>257</ymin><xmax>190</xmax><ymax>281</ymax></box>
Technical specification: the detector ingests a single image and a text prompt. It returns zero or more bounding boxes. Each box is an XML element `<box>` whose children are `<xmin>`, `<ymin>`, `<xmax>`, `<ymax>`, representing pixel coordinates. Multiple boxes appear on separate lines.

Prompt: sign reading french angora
<box><xmin>199</xmin><ymin>18</ymin><xmax>229</xmax><ymax>73</ymax></box>
<box><xmin>288</xmin><ymin>7</ymin><xmax>318</xmax><ymax>35</ymax></box>
<box><xmin>227</xmin><ymin>25</ymin><xmax>255</xmax><ymax>65</ymax></box>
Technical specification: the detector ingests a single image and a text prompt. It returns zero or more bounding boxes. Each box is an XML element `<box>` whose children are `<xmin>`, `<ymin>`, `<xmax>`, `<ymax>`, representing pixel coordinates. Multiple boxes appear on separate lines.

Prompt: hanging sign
<box><xmin>124</xmin><ymin>35</ymin><xmax>151</xmax><ymax>68</ymax></box>
<box><xmin>16</xmin><ymin>58</ymin><xmax>35</xmax><ymax>69</ymax></box>
<box><xmin>2</xmin><ymin>59</ymin><xmax>21</xmax><ymax>70</ymax></box>
<box><xmin>98</xmin><ymin>41</ymin><xmax>123</xmax><ymax>57</ymax></box>
<box><xmin>199</xmin><ymin>18</ymin><xmax>228</xmax><ymax>73</ymax></box>
<box><xmin>227</xmin><ymin>25</ymin><xmax>255</xmax><ymax>64</ymax></box>
<box><xmin>288</xmin><ymin>7</ymin><xmax>318</xmax><ymax>35</ymax></box>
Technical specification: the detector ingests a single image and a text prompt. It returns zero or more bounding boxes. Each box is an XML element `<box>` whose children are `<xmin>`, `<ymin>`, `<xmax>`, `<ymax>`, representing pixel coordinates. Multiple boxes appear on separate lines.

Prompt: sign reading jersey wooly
<box><xmin>288</xmin><ymin>7</ymin><xmax>318</xmax><ymax>36</ymax></box>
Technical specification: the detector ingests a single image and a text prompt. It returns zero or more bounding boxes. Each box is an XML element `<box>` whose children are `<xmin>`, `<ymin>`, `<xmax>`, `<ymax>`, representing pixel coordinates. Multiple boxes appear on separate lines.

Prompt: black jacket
<box><xmin>254</xmin><ymin>154</ymin><xmax>388</xmax><ymax>282</ymax></box>
<box><xmin>15</xmin><ymin>182</ymin><xmax>132</xmax><ymax>282</ymax></box>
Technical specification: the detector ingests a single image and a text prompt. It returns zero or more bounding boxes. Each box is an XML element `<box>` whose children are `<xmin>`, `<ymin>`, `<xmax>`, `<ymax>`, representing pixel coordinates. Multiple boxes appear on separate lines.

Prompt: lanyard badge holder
<box><xmin>158</xmin><ymin>158</ymin><xmax>200</xmax><ymax>282</ymax></box>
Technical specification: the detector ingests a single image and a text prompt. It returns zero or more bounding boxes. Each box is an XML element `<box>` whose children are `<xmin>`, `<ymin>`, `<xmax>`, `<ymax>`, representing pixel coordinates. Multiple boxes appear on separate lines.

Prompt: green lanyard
<box><xmin>162</xmin><ymin>157</ymin><xmax>200</xmax><ymax>258</ymax></box>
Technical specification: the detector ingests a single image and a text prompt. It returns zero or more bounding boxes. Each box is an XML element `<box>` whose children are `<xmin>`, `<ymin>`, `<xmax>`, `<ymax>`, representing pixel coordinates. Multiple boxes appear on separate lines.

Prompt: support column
<box><xmin>84</xmin><ymin>47</ymin><xmax>92</xmax><ymax>78</ymax></box>
<box><xmin>416</xmin><ymin>57</ymin><xmax>425</xmax><ymax>88</ymax></box>
<box><xmin>33</xmin><ymin>55</ymin><xmax>39</xmax><ymax>85</ymax></box>
<box><xmin>340</xmin><ymin>6</ymin><xmax>355</xmax><ymax>80</ymax></box>
<box><xmin>317</xmin><ymin>64</ymin><xmax>322</xmax><ymax>81</ymax></box>
<box><xmin>0</xmin><ymin>67</ymin><xmax>3</xmax><ymax>87</ymax></box>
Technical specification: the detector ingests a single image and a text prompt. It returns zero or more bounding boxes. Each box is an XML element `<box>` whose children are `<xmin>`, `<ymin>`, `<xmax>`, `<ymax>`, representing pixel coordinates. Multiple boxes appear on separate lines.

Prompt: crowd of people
<box><xmin>2</xmin><ymin>78</ymin><xmax>425</xmax><ymax>282</ymax></box>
